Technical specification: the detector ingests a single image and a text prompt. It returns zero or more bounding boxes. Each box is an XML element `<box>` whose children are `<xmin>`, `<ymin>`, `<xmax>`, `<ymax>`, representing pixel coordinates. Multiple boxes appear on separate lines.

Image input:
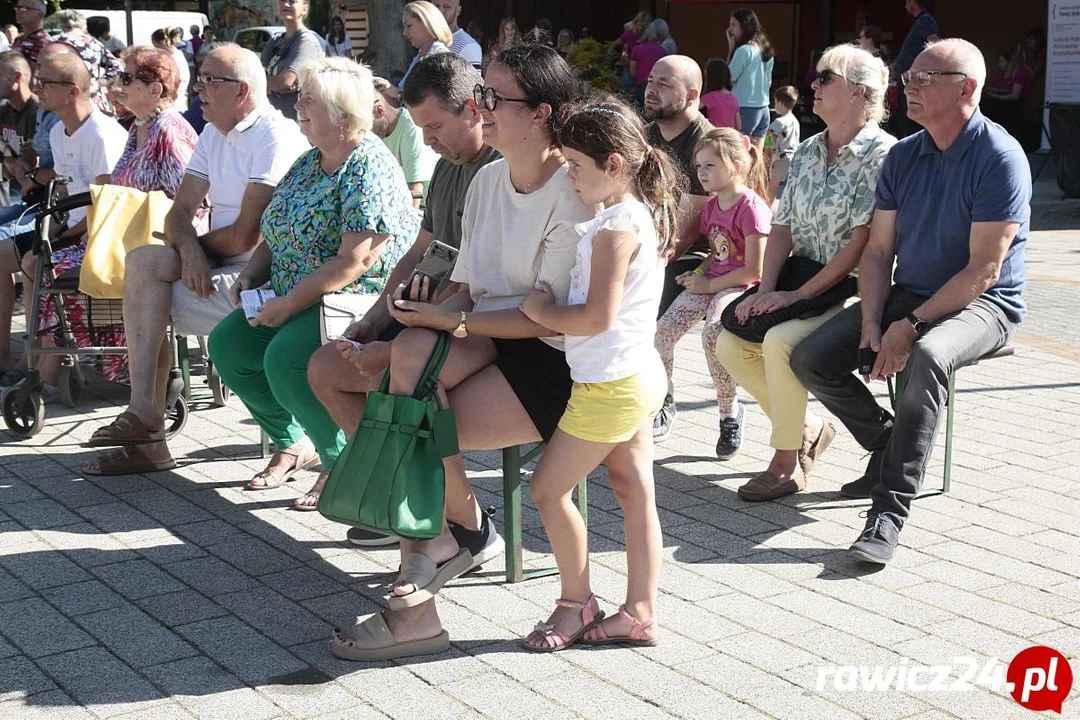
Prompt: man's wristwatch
<box><xmin>906</xmin><ymin>312</ymin><xmax>929</xmax><ymax>335</ymax></box>
<box><xmin>451</xmin><ymin>311</ymin><xmax>468</xmax><ymax>338</ymax></box>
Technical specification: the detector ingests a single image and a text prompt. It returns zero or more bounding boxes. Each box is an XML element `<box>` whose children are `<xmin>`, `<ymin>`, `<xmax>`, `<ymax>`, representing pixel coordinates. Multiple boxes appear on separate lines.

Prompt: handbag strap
<box><xmin>378</xmin><ymin>331</ymin><xmax>452</xmax><ymax>402</ymax></box>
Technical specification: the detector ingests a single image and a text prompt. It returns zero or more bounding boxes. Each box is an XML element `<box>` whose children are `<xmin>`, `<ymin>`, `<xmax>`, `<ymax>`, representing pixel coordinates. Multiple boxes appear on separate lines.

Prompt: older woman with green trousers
<box><xmin>208</xmin><ymin>57</ymin><xmax>417</xmax><ymax>508</ymax></box>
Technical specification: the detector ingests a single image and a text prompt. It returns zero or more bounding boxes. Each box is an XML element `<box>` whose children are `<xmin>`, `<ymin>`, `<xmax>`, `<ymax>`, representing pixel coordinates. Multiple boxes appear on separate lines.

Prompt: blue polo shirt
<box><xmin>876</xmin><ymin>110</ymin><xmax>1031</xmax><ymax>323</ymax></box>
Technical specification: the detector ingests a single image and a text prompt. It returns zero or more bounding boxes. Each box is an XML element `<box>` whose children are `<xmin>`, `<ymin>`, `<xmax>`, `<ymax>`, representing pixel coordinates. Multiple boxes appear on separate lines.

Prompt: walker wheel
<box><xmin>208</xmin><ymin>361</ymin><xmax>230</xmax><ymax>407</ymax></box>
<box><xmin>57</xmin><ymin>363</ymin><xmax>85</xmax><ymax>409</ymax></box>
<box><xmin>165</xmin><ymin>395</ymin><xmax>189</xmax><ymax>439</ymax></box>
<box><xmin>2</xmin><ymin>386</ymin><xmax>45</xmax><ymax>437</ymax></box>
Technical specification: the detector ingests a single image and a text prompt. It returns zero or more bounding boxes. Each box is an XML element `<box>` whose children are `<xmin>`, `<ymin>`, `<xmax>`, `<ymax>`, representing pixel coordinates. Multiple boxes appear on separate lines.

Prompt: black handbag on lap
<box><xmin>720</xmin><ymin>255</ymin><xmax>858</xmax><ymax>344</ymax></box>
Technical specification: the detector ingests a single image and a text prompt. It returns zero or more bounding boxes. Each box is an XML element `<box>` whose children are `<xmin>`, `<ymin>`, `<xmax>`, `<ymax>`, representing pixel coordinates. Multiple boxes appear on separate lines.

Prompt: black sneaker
<box><xmin>848</xmin><ymin>512</ymin><xmax>900</xmax><ymax>565</ymax></box>
<box><xmin>449</xmin><ymin>506</ymin><xmax>503</xmax><ymax>572</ymax></box>
<box><xmin>653</xmin><ymin>399</ymin><xmax>676</xmax><ymax>441</ymax></box>
<box><xmin>715</xmin><ymin>404</ymin><xmax>744</xmax><ymax>460</ymax></box>
<box><xmin>346</xmin><ymin>527</ymin><xmax>400</xmax><ymax>547</ymax></box>
<box><xmin>840</xmin><ymin>449</ymin><xmax>886</xmax><ymax>499</ymax></box>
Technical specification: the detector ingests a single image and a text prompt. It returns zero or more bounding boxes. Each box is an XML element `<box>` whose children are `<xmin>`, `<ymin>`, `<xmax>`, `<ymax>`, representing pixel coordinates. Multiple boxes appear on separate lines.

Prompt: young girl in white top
<box><xmin>518</xmin><ymin>96</ymin><xmax>683</xmax><ymax>652</ymax></box>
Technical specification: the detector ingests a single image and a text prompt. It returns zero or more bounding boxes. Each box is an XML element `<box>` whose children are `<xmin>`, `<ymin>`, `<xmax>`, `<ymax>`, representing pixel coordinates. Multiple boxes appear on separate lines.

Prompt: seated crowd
<box><xmin>0</xmin><ymin>18</ymin><xmax>1030</xmax><ymax>663</ymax></box>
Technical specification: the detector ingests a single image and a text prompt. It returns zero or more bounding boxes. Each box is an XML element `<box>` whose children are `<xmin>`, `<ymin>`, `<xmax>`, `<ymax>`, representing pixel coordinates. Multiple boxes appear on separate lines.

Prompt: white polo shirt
<box><xmin>186</xmin><ymin>102</ymin><xmax>308</xmax><ymax>231</ymax></box>
<box><xmin>50</xmin><ymin>110</ymin><xmax>127</xmax><ymax>225</ymax></box>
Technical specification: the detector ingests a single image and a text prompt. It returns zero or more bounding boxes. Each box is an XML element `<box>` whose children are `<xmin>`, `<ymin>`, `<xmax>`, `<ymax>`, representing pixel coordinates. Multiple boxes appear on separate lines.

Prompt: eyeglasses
<box><xmin>814</xmin><ymin>69</ymin><xmax>847</xmax><ymax>86</ymax></box>
<box><xmin>473</xmin><ymin>83</ymin><xmax>529</xmax><ymax>112</ymax></box>
<box><xmin>29</xmin><ymin>77</ymin><xmax>75</xmax><ymax>90</ymax></box>
<box><xmin>14</xmin><ymin>5</ymin><xmax>41</xmax><ymax>12</ymax></box>
<box><xmin>901</xmin><ymin>70</ymin><xmax>967</xmax><ymax>87</ymax></box>
<box><xmin>118</xmin><ymin>71</ymin><xmax>157</xmax><ymax>86</ymax></box>
<box><xmin>194</xmin><ymin>73</ymin><xmax>241</xmax><ymax>87</ymax></box>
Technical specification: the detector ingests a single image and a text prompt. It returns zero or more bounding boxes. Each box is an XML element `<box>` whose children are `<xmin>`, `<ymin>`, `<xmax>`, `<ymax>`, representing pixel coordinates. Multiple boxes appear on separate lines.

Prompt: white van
<box><xmin>67</xmin><ymin>9</ymin><xmax>209</xmax><ymax>48</ymax></box>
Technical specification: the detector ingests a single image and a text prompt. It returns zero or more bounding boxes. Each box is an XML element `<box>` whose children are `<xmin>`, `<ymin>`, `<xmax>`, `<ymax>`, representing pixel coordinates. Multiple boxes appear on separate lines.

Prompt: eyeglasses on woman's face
<box><xmin>119</xmin><ymin>71</ymin><xmax>157</xmax><ymax>87</ymax></box>
<box><xmin>473</xmin><ymin>83</ymin><xmax>529</xmax><ymax>112</ymax></box>
<box><xmin>814</xmin><ymin>69</ymin><xmax>847</xmax><ymax>86</ymax></box>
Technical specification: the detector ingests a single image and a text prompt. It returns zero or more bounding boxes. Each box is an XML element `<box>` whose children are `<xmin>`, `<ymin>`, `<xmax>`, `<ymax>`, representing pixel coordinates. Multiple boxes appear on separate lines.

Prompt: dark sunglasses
<box><xmin>473</xmin><ymin>83</ymin><xmax>529</xmax><ymax>112</ymax></box>
<box><xmin>814</xmin><ymin>69</ymin><xmax>847</xmax><ymax>86</ymax></box>
<box><xmin>118</xmin><ymin>71</ymin><xmax>157</xmax><ymax>86</ymax></box>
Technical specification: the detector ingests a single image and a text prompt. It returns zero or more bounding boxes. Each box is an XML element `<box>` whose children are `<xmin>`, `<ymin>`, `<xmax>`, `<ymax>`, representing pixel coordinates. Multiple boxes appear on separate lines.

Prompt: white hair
<box><xmin>55</xmin><ymin>9</ymin><xmax>87</xmax><ymax>32</ymax></box>
<box><xmin>819</xmin><ymin>43</ymin><xmax>890</xmax><ymax>125</ymax></box>
<box><xmin>298</xmin><ymin>57</ymin><xmax>374</xmax><ymax>136</ymax></box>
<box><xmin>24</xmin><ymin>0</ymin><xmax>46</xmax><ymax>12</ymax></box>
<box><xmin>925</xmin><ymin>38</ymin><xmax>987</xmax><ymax>104</ymax></box>
<box><xmin>213</xmin><ymin>42</ymin><xmax>267</xmax><ymax>103</ymax></box>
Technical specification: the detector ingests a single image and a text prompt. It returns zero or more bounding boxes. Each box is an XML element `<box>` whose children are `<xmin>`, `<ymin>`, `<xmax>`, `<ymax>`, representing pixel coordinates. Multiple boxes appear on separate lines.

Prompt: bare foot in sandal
<box><xmin>246</xmin><ymin>438</ymin><xmax>318</xmax><ymax>491</ymax></box>
<box><xmin>293</xmin><ymin>469</ymin><xmax>329</xmax><ymax>511</ymax></box>
<box><xmin>83</xmin><ymin>441</ymin><xmax>176</xmax><ymax>476</ymax></box>
<box><xmin>522</xmin><ymin>594</ymin><xmax>603</xmax><ymax>652</ymax></box>
<box><xmin>581</xmin><ymin>603</ymin><xmax>659</xmax><ymax>647</ymax></box>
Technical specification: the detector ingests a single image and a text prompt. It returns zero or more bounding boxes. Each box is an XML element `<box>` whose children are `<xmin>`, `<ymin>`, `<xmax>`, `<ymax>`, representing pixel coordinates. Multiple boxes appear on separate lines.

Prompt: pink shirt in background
<box><xmin>700</xmin><ymin>90</ymin><xmax>740</xmax><ymax>129</ymax></box>
<box><xmin>630</xmin><ymin>42</ymin><xmax>667</xmax><ymax>85</ymax></box>
<box><xmin>699</xmin><ymin>190</ymin><xmax>773</xmax><ymax>279</ymax></box>
<box><xmin>619</xmin><ymin>28</ymin><xmax>639</xmax><ymax>54</ymax></box>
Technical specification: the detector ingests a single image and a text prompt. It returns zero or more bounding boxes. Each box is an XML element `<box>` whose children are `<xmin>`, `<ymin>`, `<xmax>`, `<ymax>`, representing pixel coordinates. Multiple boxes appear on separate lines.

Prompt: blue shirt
<box><xmin>729</xmin><ymin>43</ymin><xmax>774</xmax><ymax>108</ymax></box>
<box><xmin>876</xmin><ymin>110</ymin><xmax>1031</xmax><ymax>323</ymax></box>
<box><xmin>33</xmin><ymin>109</ymin><xmax>60</xmax><ymax>169</ymax></box>
<box><xmin>894</xmin><ymin>11</ymin><xmax>939</xmax><ymax>74</ymax></box>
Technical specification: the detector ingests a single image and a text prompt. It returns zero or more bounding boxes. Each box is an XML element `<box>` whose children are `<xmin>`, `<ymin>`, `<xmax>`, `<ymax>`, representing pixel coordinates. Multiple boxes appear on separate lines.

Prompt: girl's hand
<box><xmin>748</xmin><ymin>290</ymin><xmax>801</xmax><ymax>316</ymax></box>
<box><xmin>388</xmin><ymin>282</ymin><xmax>457</xmax><ymax>331</ymax></box>
<box><xmin>681</xmin><ymin>274</ymin><xmax>712</xmax><ymax>294</ymax></box>
<box><xmin>520</xmin><ymin>282</ymin><xmax>555</xmax><ymax>322</ymax></box>
<box><xmin>250</xmin><ymin>296</ymin><xmax>295</xmax><ymax>328</ymax></box>
<box><xmin>675</xmin><ymin>271</ymin><xmax>695</xmax><ymax>286</ymax></box>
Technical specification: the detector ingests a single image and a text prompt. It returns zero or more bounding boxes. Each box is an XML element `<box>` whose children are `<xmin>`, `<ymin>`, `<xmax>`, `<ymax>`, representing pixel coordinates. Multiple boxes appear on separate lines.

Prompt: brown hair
<box><xmin>124</xmin><ymin>45</ymin><xmax>181</xmax><ymax>102</ymax></box>
<box><xmin>695</xmin><ymin>127</ymin><xmax>767</xmax><ymax>200</ymax></box>
<box><xmin>558</xmin><ymin>94</ymin><xmax>686</xmax><ymax>258</ymax></box>
<box><xmin>772</xmin><ymin>85</ymin><xmax>798</xmax><ymax>111</ymax></box>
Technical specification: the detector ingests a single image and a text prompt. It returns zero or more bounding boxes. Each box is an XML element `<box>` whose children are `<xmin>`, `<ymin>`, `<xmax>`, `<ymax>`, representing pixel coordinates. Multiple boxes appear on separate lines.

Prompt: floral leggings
<box><xmin>654</xmin><ymin>287</ymin><xmax>745</xmax><ymax>414</ymax></box>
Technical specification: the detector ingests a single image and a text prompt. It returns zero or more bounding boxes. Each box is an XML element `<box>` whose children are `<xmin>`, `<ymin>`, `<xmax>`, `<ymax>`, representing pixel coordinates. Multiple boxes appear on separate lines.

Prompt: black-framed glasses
<box><xmin>814</xmin><ymin>69</ymin><xmax>847</xmax><ymax>86</ymax></box>
<box><xmin>118</xmin><ymin>71</ymin><xmax>157</xmax><ymax>87</ymax></box>
<box><xmin>473</xmin><ymin>83</ymin><xmax>529</xmax><ymax>112</ymax></box>
<box><xmin>901</xmin><ymin>70</ymin><xmax>967</xmax><ymax>87</ymax></box>
<box><xmin>29</xmin><ymin>77</ymin><xmax>75</xmax><ymax>90</ymax></box>
<box><xmin>194</xmin><ymin>73</ymin><xmax>241</xmax><ymax>87</ymax></box>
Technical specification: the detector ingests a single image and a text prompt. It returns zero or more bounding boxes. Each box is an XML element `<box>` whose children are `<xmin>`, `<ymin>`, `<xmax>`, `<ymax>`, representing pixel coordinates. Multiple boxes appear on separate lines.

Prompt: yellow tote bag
<box><xmin>79</xmin><ymin>184</ymin><xmax>173</xmax><ymax>298</ymax></box>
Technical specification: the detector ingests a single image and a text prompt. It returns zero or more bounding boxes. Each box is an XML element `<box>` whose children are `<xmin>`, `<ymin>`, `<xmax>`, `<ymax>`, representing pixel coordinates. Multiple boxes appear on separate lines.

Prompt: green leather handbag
<box><xmin>317</xmin><ymin>331</ymin><xmax>458</xmax><ymax>540</ymax></box>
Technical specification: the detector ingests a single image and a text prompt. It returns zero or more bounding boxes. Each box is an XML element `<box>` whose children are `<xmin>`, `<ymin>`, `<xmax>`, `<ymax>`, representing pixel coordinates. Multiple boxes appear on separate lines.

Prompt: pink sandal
<box><xmin>522</xmin><ymin>594</ymin><xmax>605</xmax><ymax>653</ymax></box>
<box><xmin>581</xmin><ymin>605</ymin><xmax>659</xmax><ymax>647</ymax></box>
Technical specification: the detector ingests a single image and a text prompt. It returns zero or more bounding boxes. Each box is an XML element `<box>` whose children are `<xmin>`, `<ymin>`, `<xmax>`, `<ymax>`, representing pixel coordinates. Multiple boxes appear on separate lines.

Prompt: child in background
<box><xmin>766</xmin><ymin>86</ymin><xmax>800</xmax><ymax>203</ymax></box>
<box><xmin>653</xmin><ymin>127</ymin><xmax>770</xmax><ymax>458</ymax></box>
<box><xmin>699</xmin><ymin>58</ymin><xmax>741</xmax><ymax>130</ymax></box>
<box><xmin>518</xmin><ymin>97</ymin><xmax>683</xmax><ymax>652</ymax></box>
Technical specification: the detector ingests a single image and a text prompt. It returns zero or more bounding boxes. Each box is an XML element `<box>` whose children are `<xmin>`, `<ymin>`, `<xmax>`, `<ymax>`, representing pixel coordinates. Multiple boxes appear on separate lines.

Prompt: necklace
<box><xmin>511</xmin><ymin>155</ymin><xmax>557</xmax><ymax>194</ymax></box>
<box><xmin>134</xmin><ymin>106</ymin><xmax>163</xmax><ymax>128</ymax></box>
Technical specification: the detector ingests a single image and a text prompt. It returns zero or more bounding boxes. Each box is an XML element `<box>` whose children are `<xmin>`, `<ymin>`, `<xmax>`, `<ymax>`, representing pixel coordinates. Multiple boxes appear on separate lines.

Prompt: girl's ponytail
<box><xmin>744</xmin><ymin>141</ymin><xmax>768</xmax><ymax>201</ymax></box>
<box><xmin>637</xmin><ymin>145</ymin><xmax>687</xmax><ymax>260</ymax></box>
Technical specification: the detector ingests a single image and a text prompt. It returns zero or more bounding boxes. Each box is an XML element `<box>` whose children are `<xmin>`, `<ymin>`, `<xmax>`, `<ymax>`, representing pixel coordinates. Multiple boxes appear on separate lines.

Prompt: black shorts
<box><xmin>492</xmin><ymin>337</ymin><xmax>572</xmax><ymax>443</ymax></box>
<box><xmin>12</xmin><ymin>224</ymin><xmax>76</xmax><ymax>261</ymax></box>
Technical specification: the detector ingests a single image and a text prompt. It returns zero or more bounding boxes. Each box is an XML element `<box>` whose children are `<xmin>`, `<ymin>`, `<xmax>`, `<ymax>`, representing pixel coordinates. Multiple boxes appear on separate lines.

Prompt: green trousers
<box><xmin>207</xmin><ymin>305</ymin><xmax>345</xmax><ymax>467</ymax></box>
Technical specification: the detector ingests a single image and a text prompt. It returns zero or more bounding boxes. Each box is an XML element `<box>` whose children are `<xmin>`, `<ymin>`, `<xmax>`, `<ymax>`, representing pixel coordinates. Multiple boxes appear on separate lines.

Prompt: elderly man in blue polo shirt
<box><xmin>790</xmin><ymin>38</ymin><xmax>1031</xmax><ymax>565</ymax></box>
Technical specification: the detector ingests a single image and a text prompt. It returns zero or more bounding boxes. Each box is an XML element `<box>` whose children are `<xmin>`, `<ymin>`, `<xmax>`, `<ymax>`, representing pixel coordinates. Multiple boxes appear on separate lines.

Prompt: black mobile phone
<box><xmin>404</xmin><ymin>239</ymin><xmax>459</xmax><ymax>301</ymax></box>
<box><xmin>859</xmin><ymin>347</ymin><xmax>878</xmax><ymax>376</ymax></box>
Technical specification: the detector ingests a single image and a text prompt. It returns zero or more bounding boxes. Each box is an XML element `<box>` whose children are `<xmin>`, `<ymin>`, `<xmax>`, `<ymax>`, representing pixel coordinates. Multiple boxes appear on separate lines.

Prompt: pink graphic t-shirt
<box><xmin>699</xmin><ymin>189</ymin><xmax>773</xmax><ymax>279</ymax></box>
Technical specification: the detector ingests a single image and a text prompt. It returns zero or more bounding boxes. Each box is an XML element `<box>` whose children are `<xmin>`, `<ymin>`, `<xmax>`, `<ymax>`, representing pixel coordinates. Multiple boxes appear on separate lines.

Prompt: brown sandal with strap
<box><xmin>86</xmin><ymin>411</ymin><xmax>166</xmax><ymax>448</ymax></box>
<box><xmin>245</xmin><ymin>443</ymin><xmax>319</xmax><ymax>491</ymax></box>
<box><xmin>521</xmin><ymin>594</ymin><xmax>605</xmax><ymax>653</ymax></box>
<box><xmin>83</xmin><ymin>445</ymin><xmax>177</xmax><ymax>476</ymax></box>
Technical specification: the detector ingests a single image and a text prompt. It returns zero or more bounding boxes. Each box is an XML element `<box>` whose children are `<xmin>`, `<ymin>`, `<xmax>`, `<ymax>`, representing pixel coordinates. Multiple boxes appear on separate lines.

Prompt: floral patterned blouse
<box><xmin>112</xmin><ymin>110</ymin><xmax>198</xmax><ymax>197</ymax></box>
<box><xmin>262</xmin><ymin>133</ymin><xmax>418</xmax><ymax>297</ymax></box>
<box><xmin>774</xmin><ymin>123</ymin><xmax>897</xmax><ymax>266</ymax></box>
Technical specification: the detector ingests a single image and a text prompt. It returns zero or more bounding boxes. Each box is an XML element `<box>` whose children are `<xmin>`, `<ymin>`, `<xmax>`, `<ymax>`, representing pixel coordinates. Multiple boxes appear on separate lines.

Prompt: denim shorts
<box><xmin>739</xmin><ymin>106</ymin><xmax>771</xmax><ymax>139</ymax></box>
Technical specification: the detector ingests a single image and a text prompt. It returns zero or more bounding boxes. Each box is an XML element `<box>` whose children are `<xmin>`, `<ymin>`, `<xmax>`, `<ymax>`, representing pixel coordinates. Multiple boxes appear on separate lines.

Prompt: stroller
<box><xmin>1</xmin><ymin>177</ymin><xmax>228</xmax><ymax>437</ymax></box>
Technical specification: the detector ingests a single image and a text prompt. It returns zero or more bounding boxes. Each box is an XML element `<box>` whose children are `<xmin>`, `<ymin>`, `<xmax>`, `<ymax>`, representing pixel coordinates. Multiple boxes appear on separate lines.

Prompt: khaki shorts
<box><xmin>170</xmin><ymin>254</ymin><xmax>250</xmax><ymax>337</ymax></box>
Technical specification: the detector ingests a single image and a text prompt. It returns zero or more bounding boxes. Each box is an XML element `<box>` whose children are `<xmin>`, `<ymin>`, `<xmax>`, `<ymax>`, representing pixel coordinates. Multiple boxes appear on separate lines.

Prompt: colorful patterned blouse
<box><xmin>262</xmin><ymin>133</ymin><xmax>419</xmax><ymax>297</ymax></box>
<box><xmin>112</xmin><ymin>110</ymin><xmax>198</xmax><ymax>196</ymax></box>
<box><xmin>55</xmin><ymin>32</ymin><xmax>122</xmax><ymax>115</ymax></box>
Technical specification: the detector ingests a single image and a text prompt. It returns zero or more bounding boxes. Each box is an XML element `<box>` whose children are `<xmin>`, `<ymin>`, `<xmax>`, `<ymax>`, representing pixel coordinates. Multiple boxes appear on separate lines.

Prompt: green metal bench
<box><xmin>888</xmin><ymin>344</ymin><xmax>1015</xmax><ymax>498</ymax></box>
<box><xmin>501</xmin><ymin>444</ymin><xmax>588</xmax><ymax>583</ymax></box>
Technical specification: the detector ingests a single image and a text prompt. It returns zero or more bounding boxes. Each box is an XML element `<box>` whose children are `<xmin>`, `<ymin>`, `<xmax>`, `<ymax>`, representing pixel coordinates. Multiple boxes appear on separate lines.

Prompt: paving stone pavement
<box><xmin>1</xmin><ymin>219</ymin><xmax>1079</xmax><ymax>719</ymax></box>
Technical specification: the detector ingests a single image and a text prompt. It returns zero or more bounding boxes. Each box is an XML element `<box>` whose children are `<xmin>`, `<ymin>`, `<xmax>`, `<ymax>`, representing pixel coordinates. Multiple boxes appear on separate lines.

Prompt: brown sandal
<box><xmin>86</xmin><ymin>411</ymin><xmax>166</xmax><ymax>448</ymax></box>
<box><xmin>83</xmin><ymin>445</ymin><xmax>177</xmax><ymax>476</ymax></box>
<box><xmin>246</xmin><ymin>443</ymin><xmax>319</xmax><ymax>491</ymax></box>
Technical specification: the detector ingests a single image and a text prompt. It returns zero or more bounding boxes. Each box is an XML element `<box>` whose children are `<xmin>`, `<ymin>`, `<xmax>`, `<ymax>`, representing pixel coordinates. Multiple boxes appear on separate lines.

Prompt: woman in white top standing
<box><xmin>517</xmin><ymin>96</ymin><xmax>684</xmax><ymax>651</ymax></box>
<box><xmin>397</xmin><ymin>1</ymin><xmax>451</xmax><ymax>92</ymax></box>
<box><xmin>325</xmin><ymin>16</ymin><xmax>352</xmax><ymax>58</ymax></box>
<box><xmin>329</xmin><ymin>44</ymin><xmax>595</xmax><ymax>663</ymax></box>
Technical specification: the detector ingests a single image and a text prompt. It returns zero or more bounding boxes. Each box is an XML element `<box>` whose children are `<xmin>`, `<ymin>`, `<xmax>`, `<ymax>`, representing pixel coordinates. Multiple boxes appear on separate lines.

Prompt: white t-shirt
<box><xmin>564</xmin><ymin>199</ymin><xmax>664</xmax><ymax>383</ymax></box>
<box><xmin>450</xmin><ymin>28</ymin><xmax>482</xmax><ymax>68</ymax></box>
<box><xmin>186</xmin><ymin>103</ymin><xmax>309</xmax><ymax>231</ymax></box>
<box><xmin>170</xmin><ymin>48</ymin><xmax>190</xmax><ymax>111</ymax></box>
<box><xmin>451</xmin><ymin>159</ymin><xmax>594</xmax><ymax>349</ymax></box>
<box><xmin>50</xmin><ymin>110</ymin><xmax>128</xmax><ymax>225</ymax></box>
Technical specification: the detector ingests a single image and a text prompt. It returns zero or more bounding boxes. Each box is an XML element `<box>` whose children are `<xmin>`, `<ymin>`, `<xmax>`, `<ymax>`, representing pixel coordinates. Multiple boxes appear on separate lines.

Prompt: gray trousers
<box><xmin>790</xmin><ymin>286</ymin><xmax>1016</xmax><ymax>529</ymax></box>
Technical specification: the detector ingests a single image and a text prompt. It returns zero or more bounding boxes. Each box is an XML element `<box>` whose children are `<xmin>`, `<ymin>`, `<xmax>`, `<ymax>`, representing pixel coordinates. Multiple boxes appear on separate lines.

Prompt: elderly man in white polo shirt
<box><xmin>83</xmin><ymin>44</ymin><xmax>308</xmax><ymax>475</ymax></box>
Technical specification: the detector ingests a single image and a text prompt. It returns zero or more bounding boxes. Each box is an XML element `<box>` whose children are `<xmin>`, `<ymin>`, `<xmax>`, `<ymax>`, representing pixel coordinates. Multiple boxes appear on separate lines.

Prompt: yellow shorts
<box><xmin>558</xmin><ymin>364</ymin><xmax>667</xmax><ymax>444</ymax></box>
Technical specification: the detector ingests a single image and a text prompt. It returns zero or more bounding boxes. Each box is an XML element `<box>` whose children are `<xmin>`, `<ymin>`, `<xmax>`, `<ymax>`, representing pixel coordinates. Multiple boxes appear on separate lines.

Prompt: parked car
<box><xmin>67</xmin><ymin>9</ymin><xmax>208</xmax><ymax>47</ymax></box>
<box><xmin>233</xmin><ymin>26</ymin><xmax>330</xmax><ymax>56</ymax></box>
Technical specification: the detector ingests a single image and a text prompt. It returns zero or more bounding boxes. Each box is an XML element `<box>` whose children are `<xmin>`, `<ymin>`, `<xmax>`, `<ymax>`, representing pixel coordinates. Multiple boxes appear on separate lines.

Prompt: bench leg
<box><xmin>942</xmin><ymin>369</ymin><xmax>955</xmax><ymax>494</ymax></box>
<box><xmin>261</xmin><ymin>430</ymin><xmax>270</xmax><ymax>459</ymax></box>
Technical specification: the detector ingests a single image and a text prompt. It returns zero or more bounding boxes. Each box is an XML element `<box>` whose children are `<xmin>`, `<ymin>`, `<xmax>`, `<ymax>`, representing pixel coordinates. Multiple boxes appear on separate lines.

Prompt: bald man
<box><xmin>643</xmin><ymin>55</ymin><xmax>714</xmax><ymax>440</ymax></box>
<box><xmin>792</xmin><ymin>39</ymin><xmax>1031</xmax><ymax>565</ymax></box>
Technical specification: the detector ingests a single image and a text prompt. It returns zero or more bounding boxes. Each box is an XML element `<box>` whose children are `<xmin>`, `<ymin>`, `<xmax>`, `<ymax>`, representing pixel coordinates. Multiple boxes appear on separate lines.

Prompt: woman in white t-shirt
<box><xmin>328</xmin><ymin>44</ymin><xmax>595</xmax><ymax>663</ymax></box>
<box><xmin>325</xmin><ymin>16</ymin><xmax>352</xmax><ymax>58</ymax></box>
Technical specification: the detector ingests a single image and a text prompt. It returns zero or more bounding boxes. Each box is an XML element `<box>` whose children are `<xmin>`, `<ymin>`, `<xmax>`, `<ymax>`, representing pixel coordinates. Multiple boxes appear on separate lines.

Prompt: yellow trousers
<box><xmin>713</xmin><ymin>304</ymin><xmax>844</xmax><ymax>450</ymax></box>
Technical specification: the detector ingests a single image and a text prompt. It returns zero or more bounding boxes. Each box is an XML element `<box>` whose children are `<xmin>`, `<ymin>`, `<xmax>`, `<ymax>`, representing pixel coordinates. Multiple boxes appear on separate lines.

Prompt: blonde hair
<box><xmin>403</xmin><ymin>2</ymin><xmax>453</xmax><ymax>47</ymax></box>
<box><xmin>818</xmin><ymin>43</ymin><xmax>889</xmax><ymax>125</ymax></box>
<box><xmin>297</xmin><ymin>57</ymin><xmax>374</xmax><ymax>137</ymax></box>
<box><xmin>694</xmin><ymin>127</ymin><xmax>767</xmax><ymax>200</ymax></box>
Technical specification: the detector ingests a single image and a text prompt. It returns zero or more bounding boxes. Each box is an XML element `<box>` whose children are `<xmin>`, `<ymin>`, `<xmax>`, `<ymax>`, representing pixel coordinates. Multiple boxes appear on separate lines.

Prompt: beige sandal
<box><xmin>386</xmin><ymin>550</ymin><xmax>473</xmax><ymax>610</ymax></box>
<box><xmin>330</xmin><ymin>613</ymin><xmax>449</xmax><ymax>662</ymax></box>
<box><xmin>245</xmin><ymin>443</ymin><xmax>319</xmax><ymax>491</ymax></box>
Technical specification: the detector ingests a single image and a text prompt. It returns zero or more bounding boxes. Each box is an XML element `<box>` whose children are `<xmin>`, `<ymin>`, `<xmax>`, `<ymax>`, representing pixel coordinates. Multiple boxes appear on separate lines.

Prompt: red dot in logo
<box><xmin>1007</xmin><ymin>646</ymin><xmax>1073</xmax><ymax>714</ymax></box>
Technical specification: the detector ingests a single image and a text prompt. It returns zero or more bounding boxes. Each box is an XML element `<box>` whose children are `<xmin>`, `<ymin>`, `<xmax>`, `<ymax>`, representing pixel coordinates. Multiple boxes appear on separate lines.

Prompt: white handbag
<box><xmin>319</xmin><ymin>292</ymin><xmax>380</xmax><ymax>345</ymax></box>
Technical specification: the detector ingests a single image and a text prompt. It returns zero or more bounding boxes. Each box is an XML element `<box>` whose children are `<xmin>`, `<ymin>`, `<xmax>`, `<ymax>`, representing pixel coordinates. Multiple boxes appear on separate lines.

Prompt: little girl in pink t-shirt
<box><xmin>654</xmin><ymin>127</ymin><xmax>771</xmax><ymax>458</ymax></box>
<box><xmin>699</xmin><ymin>58</ymin><xmax>741</xmax><ymax>130</ymax></box>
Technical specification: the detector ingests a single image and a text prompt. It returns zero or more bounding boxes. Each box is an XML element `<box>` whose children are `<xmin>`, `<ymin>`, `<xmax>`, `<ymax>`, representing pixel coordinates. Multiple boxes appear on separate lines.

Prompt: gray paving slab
<box><xmin>0</xmin><ymin>597</ymin><xmax>97</xmax><ymax>659</ymax></box>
